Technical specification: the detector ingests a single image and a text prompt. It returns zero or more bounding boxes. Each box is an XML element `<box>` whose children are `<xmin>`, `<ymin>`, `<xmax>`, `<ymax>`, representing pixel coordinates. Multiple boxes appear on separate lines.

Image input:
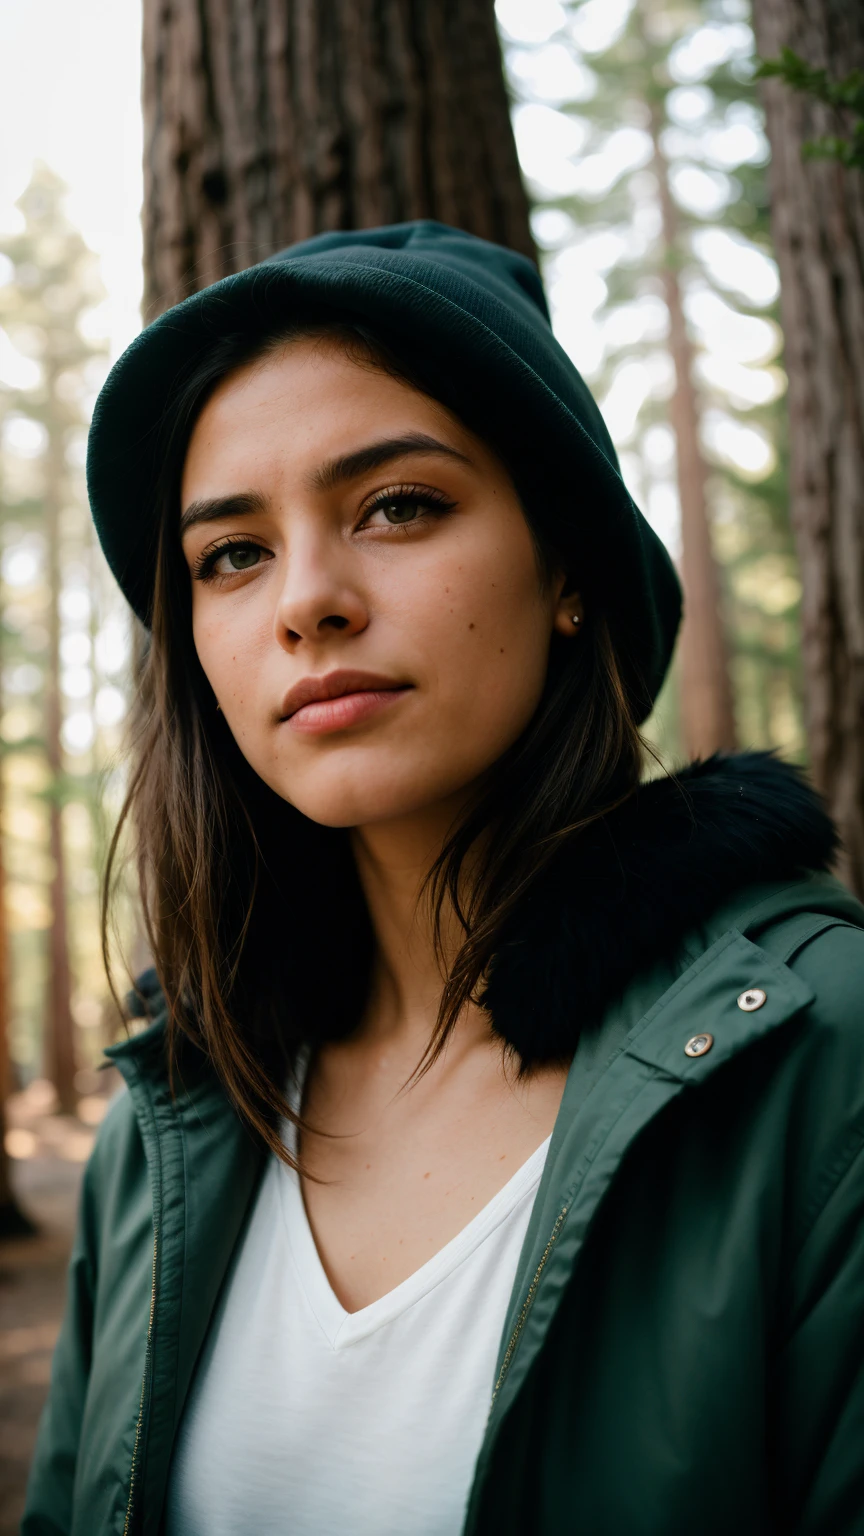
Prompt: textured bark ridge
<box><xmin>142</xmin><ymin>0</ymin><xmax>534</xmax><ymax>318</ymax></box>
<box><xmin>752</xmin><ymin>0</ymin><xmax>864</xmax><ymax>897</ymax></box>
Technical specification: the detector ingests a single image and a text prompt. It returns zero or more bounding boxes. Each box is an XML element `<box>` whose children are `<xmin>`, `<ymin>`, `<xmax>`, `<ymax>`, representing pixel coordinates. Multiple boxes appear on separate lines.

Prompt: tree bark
<box><xmin>649</xmin><ymin>106</ymin><xmax>738</xmax><ymax>759</ymax></box>
<box><xmin>142</xmin><ymin>0</ymin><xmax>534</xmax><ymax>317</ymax></box>
<box><xmin>751</xmin><ymin>0</ymin><xmax>864</xmax><ymax>897</ymax></box>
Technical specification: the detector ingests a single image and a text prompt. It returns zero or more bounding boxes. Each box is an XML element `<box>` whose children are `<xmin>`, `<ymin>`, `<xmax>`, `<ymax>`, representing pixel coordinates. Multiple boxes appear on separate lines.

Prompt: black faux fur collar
<box><xmin>482</xmin><ymin>753</ymin><xmax>838</xmax><ymax>1062</ymax></box>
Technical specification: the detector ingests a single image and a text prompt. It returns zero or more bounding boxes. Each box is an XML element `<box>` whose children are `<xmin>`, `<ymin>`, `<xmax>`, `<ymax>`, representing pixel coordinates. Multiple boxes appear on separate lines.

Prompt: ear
<box><xmin>552</xmin><ymin>575</ymin><xmax>584</xmax><ymax>638</ymax></box>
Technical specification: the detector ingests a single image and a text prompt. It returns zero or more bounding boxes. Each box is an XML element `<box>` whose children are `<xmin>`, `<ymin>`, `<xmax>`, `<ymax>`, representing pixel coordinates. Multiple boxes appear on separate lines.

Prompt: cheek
<box><xmin>191</xmin><ymin>603</ymin><xmax>266</xmax><ymax>717</ymax></box>
<box><xmin>410</xmin><ymin>525</ymin><xmax>552</xmax><ymax>747</ymax></box>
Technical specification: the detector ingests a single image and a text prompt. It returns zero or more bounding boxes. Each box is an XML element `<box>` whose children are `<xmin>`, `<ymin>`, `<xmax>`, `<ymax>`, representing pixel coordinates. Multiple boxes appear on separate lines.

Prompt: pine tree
<box><xmin>501</xmin><ymin>0</ymin><xmax>800</xmax><ymax>762</ymax></box>
<box><xmin>0</xmin><ymin>165</ymin><xmax>108</xmax><ymax>1112</ymax></box>
<box><xmin>752</xmin><ymin>0</ymin><xmax>864</xmax><ymax>897</ymax></box>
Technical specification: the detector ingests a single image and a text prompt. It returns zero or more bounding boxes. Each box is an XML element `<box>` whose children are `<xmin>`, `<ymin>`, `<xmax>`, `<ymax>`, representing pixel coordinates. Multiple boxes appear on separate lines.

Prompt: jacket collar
<box><xmin>481</xmin><ymin>752</ymin><xmax>838</xmax><ymax>1063</ymax></box>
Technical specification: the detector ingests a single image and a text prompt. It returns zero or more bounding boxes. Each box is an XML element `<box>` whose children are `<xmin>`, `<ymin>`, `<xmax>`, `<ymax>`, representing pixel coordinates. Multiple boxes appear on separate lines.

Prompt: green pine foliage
<box><xmin>756</xmin><ymin>50</ymin><xmax>864</xmax><ymax>169</ymax></box>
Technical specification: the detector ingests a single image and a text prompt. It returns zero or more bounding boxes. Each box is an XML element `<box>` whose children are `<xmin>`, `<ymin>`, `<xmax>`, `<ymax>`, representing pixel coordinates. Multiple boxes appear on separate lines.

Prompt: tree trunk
<box><xmin>752</xmin><ymin>0</ymin><xmax>864</xmax><ymax>897</ymax></box>
<box><xmin>649</xmin><ymin>106</ymin><xmax>738</xmax><ymax>760</ymax></box>
<box><xmin>0</xmin><ymin>753</ymin><xmax>13</xmax><ymax>1221</ymax></box>
<box><xmin>0</xmin><ymin>786</ymin><xmax>35</xmax><ymax>1236</ymax></box>
<box><xmin>43</xmin><ymin>417</ymin><xmax>77</xmax><ymax>1115</ymax></box>
<box><xmin>0</xmin><ymin>445</ymin><xmax>35</xmax><ymax>1235</ymax></box>
<box><xmin>142</xmin><ymin>0</ymin><xmax>534</xmax><ymax>317</ymax></box>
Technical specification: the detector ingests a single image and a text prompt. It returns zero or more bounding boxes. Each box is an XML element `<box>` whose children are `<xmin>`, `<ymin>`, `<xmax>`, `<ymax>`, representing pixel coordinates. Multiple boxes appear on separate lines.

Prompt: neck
<box><xmin>349</xmin><ymin>796</ymin><xmax>486</xmax><ymax>1061</ymax></box>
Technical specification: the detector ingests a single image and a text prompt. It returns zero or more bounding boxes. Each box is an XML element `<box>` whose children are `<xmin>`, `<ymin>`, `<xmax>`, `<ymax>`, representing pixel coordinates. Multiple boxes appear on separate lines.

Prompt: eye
<box><xmin>220</xmin><ymin>545</ymin><xmax>261</xmax><ymax>571</ymax></box>
<box><xmin>359</xmin><ymin>485</ymin><xmax>456</xmax><ymax>530</ymax></box>
<box><xmin>193</xmin><ymin>538</ymin><xmax>271</xmax><ymax>582</ymax></box>
<box><xmin>377</xmin><ymin>496</ymin><xmax>425</xmax><ymax>525</ymax></box>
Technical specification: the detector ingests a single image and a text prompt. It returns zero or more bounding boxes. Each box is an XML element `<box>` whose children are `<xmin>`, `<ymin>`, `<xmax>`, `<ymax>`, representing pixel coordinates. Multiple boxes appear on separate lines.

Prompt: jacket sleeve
<box><xmin>21</xmin><ymin>1126</ymin><xmax>103</xmax><ymax>1535</ymax></box>
<box><xmin>778</xmin><ymin>1130</ymin><xmax>864</xmax><ymax>1534</ymax></box>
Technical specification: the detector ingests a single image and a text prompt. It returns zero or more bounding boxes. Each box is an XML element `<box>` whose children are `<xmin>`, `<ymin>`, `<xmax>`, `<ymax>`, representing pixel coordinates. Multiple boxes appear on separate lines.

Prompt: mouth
<box><xmin>280</xmin><ymin>670</ymin><xmax>413</xmax><ymax>736</ymax></box>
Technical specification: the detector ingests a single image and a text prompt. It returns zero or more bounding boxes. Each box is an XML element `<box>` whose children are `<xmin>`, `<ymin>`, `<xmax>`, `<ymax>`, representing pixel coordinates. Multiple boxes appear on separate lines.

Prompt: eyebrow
<box><xmin>179</xmin><ymin>490</ymin><xmax>268</xmax><ymax>536</ymax></box>
<box><xmin>179</xmin><ymin>433</ymin><xmax>472</xmax><ymax>535</ymax></box>
<box><xmin>310</xmin><ymin>433</ymin><xmax>473</xmax><ymax>491</ymax></box>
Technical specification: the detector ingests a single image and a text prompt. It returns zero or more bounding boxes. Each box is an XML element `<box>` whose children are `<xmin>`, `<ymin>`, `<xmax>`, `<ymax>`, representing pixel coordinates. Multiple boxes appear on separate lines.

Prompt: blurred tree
<box><xmin>752</xmin><ymin>0</ymin><xmax>864</xmax><ymax>898</ymax></box>
<box><xmin>0</xmin><ymin>386</ymin><xmax>30</xmax><ymax>1227</ymax></box>
<box><xmin>142</xmin><ymin>0</ymin><xmax>533</xmax><ymax>316</ymax></box>
<box><xmin>639</xmin><ymin>2</ymin><xmax>736</xmax><ymax>760</ymax></box>
<box><xmin>0</xmin><ymin>165</ymin><xmax>108</xmax><ymax>1112</ymax></box>
<box><xmin>502</xmin><ymin>0</ymin><xmax>800</xmax><ymax>763</ymax></box>
<box><xmin>0</xmin><ymin>592</ymin><xmax>34</xmax><ymax>1233</ymax></box>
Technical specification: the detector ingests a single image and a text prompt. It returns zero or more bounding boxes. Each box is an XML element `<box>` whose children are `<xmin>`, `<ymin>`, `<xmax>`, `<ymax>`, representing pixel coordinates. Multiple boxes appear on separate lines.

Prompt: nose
<box><xmin>272</xmin><ymin>531</ymin><xmax>369</xmax><ymax>647</ymax></box>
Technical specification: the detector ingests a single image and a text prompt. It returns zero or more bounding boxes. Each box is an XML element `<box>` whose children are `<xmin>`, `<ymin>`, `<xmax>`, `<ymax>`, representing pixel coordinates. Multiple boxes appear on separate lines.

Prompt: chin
<box><xmin>261</xmin><ymin>758</ymin><xmax>475</xmax><ymax>830</ymax></box>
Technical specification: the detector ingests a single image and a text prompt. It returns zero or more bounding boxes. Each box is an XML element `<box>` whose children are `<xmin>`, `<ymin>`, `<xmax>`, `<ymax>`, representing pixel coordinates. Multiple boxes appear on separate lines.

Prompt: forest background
<box><xmin>0</xmin><ymin>0</ymin><xmax>858</xmax><ymax>1190</ymax></box>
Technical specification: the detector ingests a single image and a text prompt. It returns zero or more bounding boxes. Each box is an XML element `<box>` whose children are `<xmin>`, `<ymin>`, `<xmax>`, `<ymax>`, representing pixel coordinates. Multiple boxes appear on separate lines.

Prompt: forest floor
<box><xmin>0</xmin><ymin>1081</ymin><xmax>110</xmax><ymax>1534</ymax></box>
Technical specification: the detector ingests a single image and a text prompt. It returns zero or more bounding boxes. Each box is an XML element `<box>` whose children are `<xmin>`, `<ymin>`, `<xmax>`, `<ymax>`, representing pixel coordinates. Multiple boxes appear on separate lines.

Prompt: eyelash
<box><xmin>192</xmin><ymin>533</ymin><xmax>266</xmax><ymax>583</ymax></box>
<box><xmin>357</xmin><ymin>483</ymin><xmax>456</xmax><ymax>529</ymax></box>
<box><xmin>191</xmin><ymin>484</ymin><xmax>457</xmax><ymax>584</ymax></box>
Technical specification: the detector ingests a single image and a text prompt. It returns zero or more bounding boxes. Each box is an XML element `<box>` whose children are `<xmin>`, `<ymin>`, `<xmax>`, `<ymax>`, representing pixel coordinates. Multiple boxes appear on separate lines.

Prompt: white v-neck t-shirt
<box><xmin>165</xmin><ymin>1079</ymin><xmax>550</xmax><ymax>1536</ymax></box>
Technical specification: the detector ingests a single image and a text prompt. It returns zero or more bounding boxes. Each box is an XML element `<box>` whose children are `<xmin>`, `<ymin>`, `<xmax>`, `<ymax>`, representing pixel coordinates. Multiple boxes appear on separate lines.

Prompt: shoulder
<box><xmin>712</xmin><ymin>900</ymin><xmax>864</xmax><ymax>1250</ymax></box>
<box><xmin>718</xmin><ymin>874</ymin><xmax>864</xmax><ymax>1110</ymax></box>
<box><xmin>765</xmin><ymin>918</ymin><xmax>864</xmax><ymax>1311</ymax></box>
<box><xmin>783</xmin><ymin>916</ymin><xmax>864</xmax><ymax>1148</ymax></box>
<box><xmin>786</xmin><ymin>909</ymin><xmax>864</xmax><ymax>1017</ymax></box>
<box><xmin>623</xmin><ymin>877</ymin><xmax>864</xmax><ymax>1207</ymax></box>
<box><xmin>747</xmin><ymin>882</ymin><xmax>864</xmax><ymax>1082</ymax></box>
<box><xmin>78</xmin><ymin>1061</ymin><xmax>154</xmax><ymax>1254</ymax></box>
<box><xmin>696</xmin><ymin>869</ymin><xmax>864</xmax><ymax>1062</ymax></box>
<box><xmin>90</xmin><ymin>1079</ymin><xmax>143</xmax><ymax>1166</ymax></box>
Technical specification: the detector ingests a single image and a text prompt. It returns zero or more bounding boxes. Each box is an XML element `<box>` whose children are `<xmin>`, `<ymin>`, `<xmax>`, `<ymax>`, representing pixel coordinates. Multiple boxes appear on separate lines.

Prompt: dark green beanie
<box><xmin>86</xmin><ymin>220</ymin><xmax>681</xmax><ymax>719</ymax></box>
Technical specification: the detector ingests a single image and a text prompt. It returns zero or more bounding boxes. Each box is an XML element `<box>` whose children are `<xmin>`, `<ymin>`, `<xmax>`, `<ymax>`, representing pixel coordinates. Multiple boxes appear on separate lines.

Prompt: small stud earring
<box><xmin>571</xmin><ymin>614</ymin><xmax>582</xmax><ymax>627</ymax></box>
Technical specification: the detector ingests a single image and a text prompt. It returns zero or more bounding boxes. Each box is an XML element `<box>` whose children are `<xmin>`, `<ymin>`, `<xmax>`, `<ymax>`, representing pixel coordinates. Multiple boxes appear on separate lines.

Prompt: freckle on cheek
<box><xmin>468</xmin><ymin>623</ymin><xmax>475</xmax><ymax>630</ymax></box>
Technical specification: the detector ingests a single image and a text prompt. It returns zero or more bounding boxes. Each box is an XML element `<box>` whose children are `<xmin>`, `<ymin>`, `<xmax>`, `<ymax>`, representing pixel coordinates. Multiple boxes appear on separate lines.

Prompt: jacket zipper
<box><xmin>123</xmin><ymin>1220</ymin><xmax>159</xmax><ymax>1535</ymax></box>
<box><xmin>489</xmin><ymin>1201</ymin><xmax>569</xmax><ymax>1412</ymax></box>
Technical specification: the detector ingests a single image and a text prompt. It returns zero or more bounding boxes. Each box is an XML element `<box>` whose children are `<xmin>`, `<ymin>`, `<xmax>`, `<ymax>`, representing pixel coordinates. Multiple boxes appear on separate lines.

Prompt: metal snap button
<box><xmin>737</xmin><ymin>988</ymin><xmax>767</xmax><ymax>1012</ymax></box>
<box><xmin>684</xmin><ymin>1033</ymin><xmax>713</xmax><ymax>1058</ymax></box>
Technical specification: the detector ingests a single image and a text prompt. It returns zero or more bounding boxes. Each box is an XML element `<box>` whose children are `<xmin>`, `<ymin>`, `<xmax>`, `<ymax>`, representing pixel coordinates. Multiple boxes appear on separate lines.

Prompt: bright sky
<box><xmin>0</xmin><ymin>0</ymin><xmax>143</xmax><ymax>363</ymax></box>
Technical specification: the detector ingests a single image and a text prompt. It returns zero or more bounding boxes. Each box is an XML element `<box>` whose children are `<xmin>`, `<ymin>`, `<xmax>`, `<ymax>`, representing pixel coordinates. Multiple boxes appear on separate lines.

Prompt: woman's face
<box><xmin>180</xmin><ymin>337</ymin><xmax>580</xmax><ymax>829</ymax></box>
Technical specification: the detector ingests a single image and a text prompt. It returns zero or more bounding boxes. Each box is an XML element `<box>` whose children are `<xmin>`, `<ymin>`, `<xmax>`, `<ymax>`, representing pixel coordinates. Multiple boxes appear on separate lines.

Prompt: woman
<box><xmin>24</xmin><ymin>223</ymin><xmax>864</xmax><ymax>1536</ymax></box>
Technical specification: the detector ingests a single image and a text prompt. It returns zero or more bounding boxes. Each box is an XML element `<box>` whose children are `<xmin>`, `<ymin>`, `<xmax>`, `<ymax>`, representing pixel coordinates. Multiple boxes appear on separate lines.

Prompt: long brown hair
<box><xmin>103</xmin><ymin>309</ymin><xmax>645</xmax><ymax>1166</ymax></box>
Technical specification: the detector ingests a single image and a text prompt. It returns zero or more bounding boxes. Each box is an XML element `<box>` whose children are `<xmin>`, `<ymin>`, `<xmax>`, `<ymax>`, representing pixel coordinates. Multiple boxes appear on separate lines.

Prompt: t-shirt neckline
<box><xmin>275</xmin><ymin>1133</ymin><xmax>551</xmax><ymax>1351</ymax></box>
<box><xmin>277</xmin><ymin>1051</ymin><xmax>550</xmax><ymax>1349</ymax></box>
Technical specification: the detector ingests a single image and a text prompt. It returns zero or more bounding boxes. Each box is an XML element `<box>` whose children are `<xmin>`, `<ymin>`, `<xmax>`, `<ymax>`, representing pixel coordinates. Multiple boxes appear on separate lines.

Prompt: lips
<box><xmin>279</xmin><ymin>670</ymin><xmax>411</xmax><ymax>734</ymax></box>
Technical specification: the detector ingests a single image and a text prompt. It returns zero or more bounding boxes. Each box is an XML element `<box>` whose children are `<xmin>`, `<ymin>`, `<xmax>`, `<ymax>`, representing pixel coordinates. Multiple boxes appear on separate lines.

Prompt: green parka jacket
<box><xmin>21</xmin><ymin>756</ymin><xmax>864</xmax><ymax>1535</ymax></box>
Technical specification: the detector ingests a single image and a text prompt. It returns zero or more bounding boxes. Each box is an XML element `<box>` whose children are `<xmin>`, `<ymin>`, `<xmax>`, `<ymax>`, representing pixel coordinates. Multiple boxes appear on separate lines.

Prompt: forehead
<box><xmin>181</xmin><ymin>336</ymin><xmax>462</xmax><ymax>499</ymax></box>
